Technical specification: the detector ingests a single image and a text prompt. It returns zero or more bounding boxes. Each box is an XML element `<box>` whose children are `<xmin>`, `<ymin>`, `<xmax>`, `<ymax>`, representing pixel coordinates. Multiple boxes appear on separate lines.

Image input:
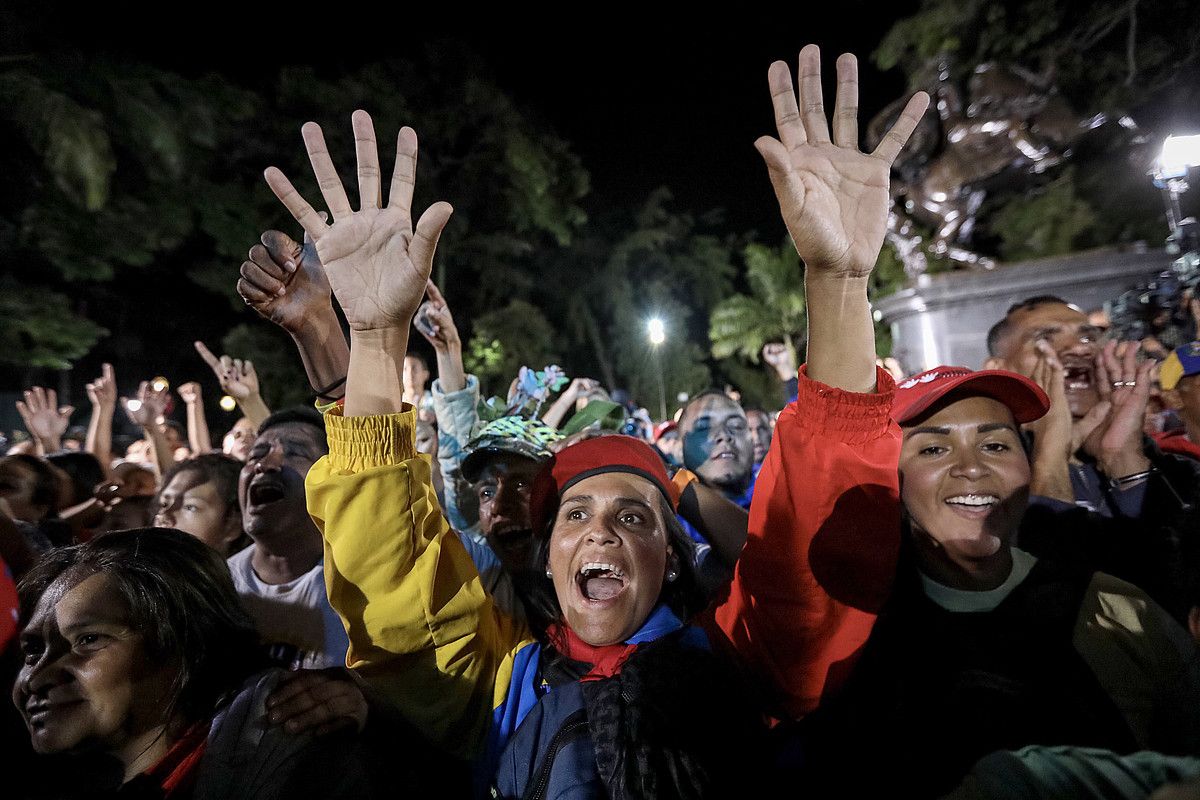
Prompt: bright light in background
<box><xmin>151</xmin><ymin>376</ymin><xmax>169</xmax><ymax>392</ymax></box>
<box><xmin>1158</xmin><ymin>134</ymin><xmax>1200</xmax><ymax>179</ymax></box>
<box><xmin>125</xmin><ymin>399</ymin><xmax>143</xmax><ymax>412</ymax></box>
<box><xmin>219</xmin><ymin>395</ymin><xmax>237</xmax><ymax>412</ymax></box>
<box><xmin>647</xmin><ymin>317</ymin><xmax>666</xmax><ymax>345</ymax></box>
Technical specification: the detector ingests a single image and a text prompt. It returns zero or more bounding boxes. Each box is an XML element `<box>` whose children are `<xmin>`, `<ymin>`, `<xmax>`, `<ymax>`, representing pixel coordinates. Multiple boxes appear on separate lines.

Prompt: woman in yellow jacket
<box><xmin>264</xmin><ymin>111</ymin><xmax>768</xmax><ymax>798</ymax></box>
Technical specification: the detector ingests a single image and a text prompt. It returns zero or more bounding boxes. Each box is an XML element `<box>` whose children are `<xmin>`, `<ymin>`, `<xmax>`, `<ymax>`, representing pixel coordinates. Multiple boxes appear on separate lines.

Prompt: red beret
<box><xmin>530</xmin><ymin>435</ymin><xmax>679</xmax><ymax>535</ymax></box>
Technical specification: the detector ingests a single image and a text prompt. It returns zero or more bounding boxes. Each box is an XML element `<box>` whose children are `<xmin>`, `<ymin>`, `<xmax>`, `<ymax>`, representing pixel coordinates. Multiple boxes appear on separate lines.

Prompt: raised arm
<box><xmin>710</xmin><ymin>46</ymin><xmax>927</xmax><ymax>720</ymax></box>
<box><xmin>757</xmin><ymin>46</ymin><xmax>926</xmax><ymax>391</ymax></box>
<box><xmin>194</xmin><ymin>342</ymin><xmax>272</xmax><ymax>427</ymax></box>
<box><xmin>266</xmin><ymin>110</ymin><xmax>522</xmax><ymax>759</ymax></box>
<box><xmin>121</xmin><ymin>382</ymin><xmax>174</xmax><ymax>477</ymax></box>
<box><xmin>177</xmin><ymin>382</ymin><xmax>213</xmax><ymax>454</ymax></box>
<box><xmin>541</xmin><ymin>378</ymin><xmax>598</xmax><ymax>430</ymax></box>
<box><xmin>237</xmin><ymin>225</ymin><xmax>351</xmax><ymax>404</ymax></box>
<box><xmin>414</xmin><ymin>279</ymin><xmax>466</xmax><ymax>394</ymax></box>
<box><xmin>16</xmin><ymin>386</ymin><xmax>73</xmax><ymax>455</ymax></box>
<box><xmin>84</xmin><ymin>364</ymin><xmax>116</xmax><ymax>475</ymax></box>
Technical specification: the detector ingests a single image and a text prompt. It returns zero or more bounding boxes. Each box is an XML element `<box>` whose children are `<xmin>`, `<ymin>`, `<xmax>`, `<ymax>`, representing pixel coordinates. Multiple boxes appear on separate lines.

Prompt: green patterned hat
<box><xmin>461</xmin><ymin>415</ymin><xmax>563</xmax><ymax>482</ymax></box>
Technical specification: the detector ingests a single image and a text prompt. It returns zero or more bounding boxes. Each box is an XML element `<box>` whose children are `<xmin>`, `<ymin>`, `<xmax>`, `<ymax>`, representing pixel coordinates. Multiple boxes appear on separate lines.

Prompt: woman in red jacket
<box><xmin>707</xmin><ymin>45</ymin><xmax>1200</xmax><ymax>798</ymax></box>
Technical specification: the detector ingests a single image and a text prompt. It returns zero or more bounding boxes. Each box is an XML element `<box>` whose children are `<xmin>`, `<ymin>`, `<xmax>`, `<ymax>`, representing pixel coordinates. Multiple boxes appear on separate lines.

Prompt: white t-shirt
<box><xmin>228</xmin><ymin>545</ymin><xmax>349</xmax><ymax>670</ymax></box>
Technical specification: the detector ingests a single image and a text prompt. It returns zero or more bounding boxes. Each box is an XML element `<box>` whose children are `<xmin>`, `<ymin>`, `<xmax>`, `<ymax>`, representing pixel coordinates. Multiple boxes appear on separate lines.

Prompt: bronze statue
<box><xmin>869</xmin><ymin>59</ymin><xmax>1115</xmax><ymax>276</ymax></box>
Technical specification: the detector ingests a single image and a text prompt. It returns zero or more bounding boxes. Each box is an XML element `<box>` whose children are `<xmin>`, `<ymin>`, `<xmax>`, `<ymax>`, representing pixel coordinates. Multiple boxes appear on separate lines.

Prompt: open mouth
<box><xmin>490</xmin><ymin>523</ymin><xmax>532</xmax><ymax>545</ymax></box>
<box><xmin>1063</xmin><ymin>365</ymin><xmax>1093</xmax><ymax>392</ymax></box>
<box><xmin>248</xmin><ymin>479</ymin><xmax>286</xmax><ymax>508</ymax></box>
<box><xmin>944</xmin><ymin>494</ymin><xmax>999</xmax><ymax>515</ymax></box>
<box><xmin>576</xmin><ymin>561</ymin><xmax>628</xmax><ymax>602</ymax></box>
<box><xmin>711</xmin><ymin>450</ymin><xmax>737</xmax><ymax>461</ymax></box>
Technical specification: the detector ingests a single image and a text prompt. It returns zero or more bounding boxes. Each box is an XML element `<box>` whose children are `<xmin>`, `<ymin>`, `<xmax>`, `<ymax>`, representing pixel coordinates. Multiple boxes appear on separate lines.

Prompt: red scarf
<box><xmin>144</xmin><ymin>723</ymin><xmax>209</xmax><ymax>798</ymax></box>
<box><xmin>548</xmin><ymin>625</ymin><xmax>640</xmax><ymax>682</ymax></box>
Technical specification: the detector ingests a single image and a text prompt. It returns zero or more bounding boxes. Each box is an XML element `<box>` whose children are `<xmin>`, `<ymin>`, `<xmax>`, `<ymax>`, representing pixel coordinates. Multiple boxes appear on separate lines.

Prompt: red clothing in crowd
<box><xmin>1154</xmin><ymin>429</ymin><xmax>1200</xmax><ymax>462</ymax></box>
<box><xmin>710</xmin><ymin>366</ymin><xmax>902</xmax><ymax>719</ymax></box>
<box><xmin>0</xmin><ymin>555</ymin><xmax>17</xmax><ymax>654</ymax></box>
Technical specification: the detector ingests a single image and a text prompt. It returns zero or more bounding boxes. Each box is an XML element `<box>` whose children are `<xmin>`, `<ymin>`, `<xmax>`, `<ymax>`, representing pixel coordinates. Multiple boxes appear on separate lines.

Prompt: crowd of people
<box><xmin>4</xmin><ymin>44</ymin><xmax>1200</xmax><ymax>799</ymax></box>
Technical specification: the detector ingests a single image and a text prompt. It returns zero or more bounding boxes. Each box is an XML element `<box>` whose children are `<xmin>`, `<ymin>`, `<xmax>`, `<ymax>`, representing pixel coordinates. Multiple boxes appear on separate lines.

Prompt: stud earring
<box><xmin>545</xmin><ymin>568</ymin><xmax>554</xmax><ymax>579</ymax></box>
<box><xmin>666</xmin><ymin>569</ymin><xmax>678</xmax><ymax>583</ymax></box>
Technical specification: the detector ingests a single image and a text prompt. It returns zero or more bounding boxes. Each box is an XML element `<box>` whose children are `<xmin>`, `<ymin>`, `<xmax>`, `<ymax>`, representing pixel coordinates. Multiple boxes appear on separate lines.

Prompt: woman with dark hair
<box><xmin>278</xmin><ymin>111</ymin><xmax>768</xmax><ymax>796</ymax></box>
<box><xmin>701</xmin><ymin>44</ymin><xmax>1200</xmax><ymax>798</ymax></box>
<box><xmin>9</xmin><ymin>528</ymin><xmax>399</xmax><ymax>799</ymax></box>
<box><xmin>0</xmin><ymin>454</ymin><xmax>71</xmax><ymax>549</ymax></box>
<box><xmin>154</xmin><ymin>454</ymin><xmax>250</xmax><ymax>557</ymax></box>
<box><xmin>0</xmin><ymin>455</ymin><xmax>60</xmax><ymax>525</ymax></box>
<box><xmin>45</xmin><ymin>452</ymin><xmax>105</xmax><ymax>510</ymax></box>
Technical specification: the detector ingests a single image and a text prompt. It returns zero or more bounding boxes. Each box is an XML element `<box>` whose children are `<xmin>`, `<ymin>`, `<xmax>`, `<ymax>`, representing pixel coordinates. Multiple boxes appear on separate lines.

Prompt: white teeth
<box><xmin>579</xmin><ymin>562</ymin><xmax>623</xmax><ymax>577</ymax></box>
<box><xmin>945</xmin><ymin>495</ymin><xmax>998</xmax><ymax>507</ymax></box>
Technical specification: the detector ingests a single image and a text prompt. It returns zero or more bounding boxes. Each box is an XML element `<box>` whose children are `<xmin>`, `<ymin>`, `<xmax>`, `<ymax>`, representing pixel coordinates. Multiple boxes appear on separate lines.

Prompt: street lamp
<box><xmin>1152</xmin><ymin>134</ymin><xmax>1200</xmax><ymax>252</ymax></box>
<box><xmin>646</xmin><ymin>317</ymin><xmax>667</xmax><ymax>419</ymax></box>
<box><xmin>647</xmin><ymin>317</ymin><xmax>666</xmax><ymax>346</ymax></box>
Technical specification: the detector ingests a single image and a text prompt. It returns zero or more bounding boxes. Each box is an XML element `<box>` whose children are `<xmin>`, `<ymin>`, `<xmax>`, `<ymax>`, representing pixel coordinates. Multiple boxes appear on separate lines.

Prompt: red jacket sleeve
<box><xmin>710</xmin><ymin>366</ymin><xmax>902</xmax><ymax>719</ymax></box>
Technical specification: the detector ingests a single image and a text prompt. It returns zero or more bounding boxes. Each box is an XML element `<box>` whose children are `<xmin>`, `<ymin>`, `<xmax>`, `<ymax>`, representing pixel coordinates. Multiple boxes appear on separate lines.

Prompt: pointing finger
<box><xmin>194</xmin><ymin>341</ymin><xmax>220</xmax><ymax>370</ymax></box>
<box><xmin>425</xmin><ymin>279</ymin><xmax>447</xmax><ymax>306</ymax></box>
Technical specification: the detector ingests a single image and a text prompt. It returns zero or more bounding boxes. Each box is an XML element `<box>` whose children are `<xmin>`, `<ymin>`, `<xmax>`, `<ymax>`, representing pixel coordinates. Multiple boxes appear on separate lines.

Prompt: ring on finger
<box><xmin>1111</xmin><ymin>380</ymin><xmax>1136</xmax><ymax>388</ymax></box>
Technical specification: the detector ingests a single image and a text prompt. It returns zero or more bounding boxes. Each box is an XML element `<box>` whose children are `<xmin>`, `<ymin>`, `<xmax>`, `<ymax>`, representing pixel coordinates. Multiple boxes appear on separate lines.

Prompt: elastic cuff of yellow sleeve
<box><xmin>324</xmin><ymin>404</ymin><xmax>418</xmax><ymax>471</ymax></box>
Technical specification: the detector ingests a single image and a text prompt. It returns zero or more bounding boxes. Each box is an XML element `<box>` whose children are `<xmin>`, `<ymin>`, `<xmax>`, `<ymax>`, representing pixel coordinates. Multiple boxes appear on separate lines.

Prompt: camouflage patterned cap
<box><xmin>461</xmin><ymin>415</ymin><xmax>563</xmax><ymax>482</ymax></box>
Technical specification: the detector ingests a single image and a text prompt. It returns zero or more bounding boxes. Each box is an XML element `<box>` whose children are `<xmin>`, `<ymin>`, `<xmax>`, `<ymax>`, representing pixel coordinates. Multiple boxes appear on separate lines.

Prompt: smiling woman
<box><xmin>9</xmin><ymin>528</ymin><xmax>397</xmax><ymax>799</ymax></box>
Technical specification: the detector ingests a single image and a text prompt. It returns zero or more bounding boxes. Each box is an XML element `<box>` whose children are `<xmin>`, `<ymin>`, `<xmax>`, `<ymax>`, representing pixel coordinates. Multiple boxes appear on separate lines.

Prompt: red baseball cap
<box><xmin>652</xmin><ymin>420</ymin><xmax>677</xmax><ymax>443</ymax></box>
<box><xmin>893</xmin><ymin>366</ymin><xmax>1049</xmax><ymax>425</ymax></box>
<box><xmin>530</xmin><ymin>435</ymin><xmax>679</xmax><ymax>535</ymax></box>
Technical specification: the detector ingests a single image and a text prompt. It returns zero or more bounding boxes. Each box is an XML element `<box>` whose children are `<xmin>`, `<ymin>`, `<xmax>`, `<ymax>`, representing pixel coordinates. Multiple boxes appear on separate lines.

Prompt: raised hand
<box><xmin>16</xmin><ymin>386</ymin><xmax>74</xmax><ymax>451</ymax></box>
<box><xmin>238</xmin><ymin>225</ymin><xmax>333</xmax><ymax>335</ymax></box>
<box><xmin>194</xmin><ymin>341</ymin><xmax>260</xmax><ymax>401</ymax></box>
<box><xmin>86</xmin><ymin>363</ymin><xmax>117</xmax><ymax>410</ymax></box>
<box><xmin>121</xmin><ymin>381</ymin><xmax>166</xmax><ymax>429</ymax></box>
<box><xmin>761</xmin><ymin>342</ymin><xmax>797</xmax><ymax>380</ymax></box>
<box><xmin>413</xmin><ymin>280</ymin><xmax>460</xmax><ymax>352</ymax></box>
<box><xmin>263</xmin><ymin>110</ymin><xmax>454</xmax><ymax>332</ymax></box>
<box><xmin>178</xmin><ymin>381</ymin><xmax>202</xmax><ymax>406</ymax></box>
<box><xmin>757</xmin><ymin>45</ymin><xmax>929</xmax><ymax>278</ymax></box>
<box><xmin>1025</xmin><ymin>341</ymin><xmax>1074</xmax><ymax>501</ymax></box>
<box><xmin>1081</xmin><ymin>340</ymin><xmax>1155</xmax><ymax>477</ymax></box>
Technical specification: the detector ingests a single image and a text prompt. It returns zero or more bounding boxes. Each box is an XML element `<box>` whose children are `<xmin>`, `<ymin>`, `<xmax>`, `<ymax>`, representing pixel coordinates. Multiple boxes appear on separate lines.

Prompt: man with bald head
<box><xmin>983</xmin><ymin>296</ymin><xmax>1200</xmax><ymax>621</ymax></box>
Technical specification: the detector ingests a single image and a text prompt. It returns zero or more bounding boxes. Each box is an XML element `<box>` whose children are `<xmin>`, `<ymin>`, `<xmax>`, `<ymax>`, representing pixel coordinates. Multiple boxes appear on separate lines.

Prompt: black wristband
<box><xmin>315</xmin><ymin>376</ymin><xmax>347</xmax><ymax>402</ymax></box>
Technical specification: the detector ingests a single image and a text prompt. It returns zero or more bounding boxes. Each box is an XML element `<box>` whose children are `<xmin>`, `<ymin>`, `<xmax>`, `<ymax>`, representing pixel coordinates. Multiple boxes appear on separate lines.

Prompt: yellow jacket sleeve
<box><xmin>306</xmin><ymin>406</ymin><xmax>528</xmax><ymax>760</ymax></box>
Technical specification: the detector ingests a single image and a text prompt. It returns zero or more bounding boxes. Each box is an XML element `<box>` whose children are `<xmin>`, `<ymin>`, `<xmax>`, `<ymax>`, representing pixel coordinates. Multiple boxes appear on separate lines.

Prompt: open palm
<box><xmin>265</xmin><ymin>111</ymin><xmax>453</xmax><ymax>332</ymax></box>
<box><xmin>758</xmin><ymin>46</ymin><xmax>928</xmax><ymax>278</ymax></box>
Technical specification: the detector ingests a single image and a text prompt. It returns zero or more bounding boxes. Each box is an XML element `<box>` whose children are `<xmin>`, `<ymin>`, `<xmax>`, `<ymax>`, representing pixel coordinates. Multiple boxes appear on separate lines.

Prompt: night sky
<box><xmin>11</xmin><ymin>4</ymin><xmax>916</xmax><ymax>233</ymax></box>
